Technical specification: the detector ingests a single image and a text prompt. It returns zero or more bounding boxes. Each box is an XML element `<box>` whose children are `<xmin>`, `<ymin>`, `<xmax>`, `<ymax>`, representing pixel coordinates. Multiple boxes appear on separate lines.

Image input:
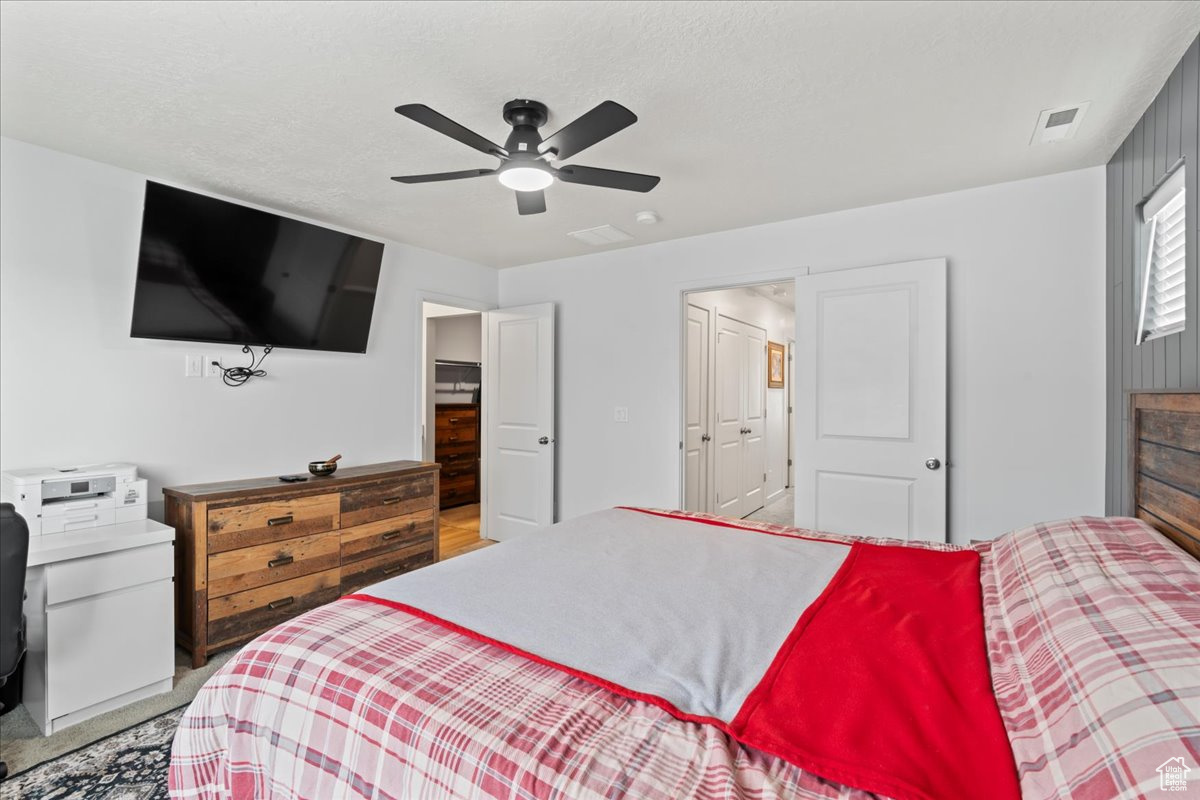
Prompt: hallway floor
<box><xmin>746</xmin><ymin>489</ymin><xmax>795</xmax><ymax>527</ymax></box>
<box><xmin>439</xmin><ymin>503</ymin><xmax>495</xmax><ymax>559</ymax></box>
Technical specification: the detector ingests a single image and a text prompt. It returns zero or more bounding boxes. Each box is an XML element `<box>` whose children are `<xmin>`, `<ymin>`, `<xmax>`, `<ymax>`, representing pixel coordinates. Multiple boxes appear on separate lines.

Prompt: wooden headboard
<box><xmin>1129</xmin><ymin>392</ymin><xmax>1200</xmax><ymax>560</ymax></box>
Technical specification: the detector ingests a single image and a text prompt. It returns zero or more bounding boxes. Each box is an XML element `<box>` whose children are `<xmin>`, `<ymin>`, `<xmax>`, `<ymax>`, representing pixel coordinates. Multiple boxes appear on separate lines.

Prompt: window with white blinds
<box><xmin>1136</xmin><ymin>165</ymin><xmax>1186</xmax><ymax>344</ymax></box>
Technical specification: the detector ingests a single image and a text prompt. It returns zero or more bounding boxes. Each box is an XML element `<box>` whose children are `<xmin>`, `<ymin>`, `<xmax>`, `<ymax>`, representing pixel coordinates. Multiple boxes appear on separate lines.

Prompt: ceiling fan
<box><xmin>391</xmin><ymin>99</ymin><xmax>660</xmax><ymax>215</ymax></box>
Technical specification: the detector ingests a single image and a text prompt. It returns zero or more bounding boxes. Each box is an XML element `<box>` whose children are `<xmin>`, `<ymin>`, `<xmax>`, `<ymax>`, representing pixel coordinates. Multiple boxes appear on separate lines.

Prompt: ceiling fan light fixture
<box><xmin>498</xmin><ymin>165</ymin><xmax>553</xmax><ymax>192</ymax></box>
<box><xmin>392</xmin><ymin>100</ymin><xmax>659</xmax><ymax>215</ymax></box>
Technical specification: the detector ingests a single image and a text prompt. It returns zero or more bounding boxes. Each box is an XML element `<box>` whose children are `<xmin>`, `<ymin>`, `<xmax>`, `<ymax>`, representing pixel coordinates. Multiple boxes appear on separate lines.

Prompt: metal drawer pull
<box><xmin>449</xmin><ymin>418</ymin><xmax>459</xmax><ymax>423</ymax></box>
<box><xmin>382</xmin><ymin>565</ymin><xmax>403</xmax><ymax>576</ymax></box>
<box><xmin>267</xmin><ymin>515</ymin><xmax>293</xmax><ymax>526</ymax></box>
<box><xmin>382</xmin><ymin>530</ymin><xmax>402</xmax><ymax>541</ymax></box>
<box><xmin>382</xmin><ymin>497</ymin><xmax>401</xmax><ymax>505</ymax></box>
<box><xmin>268</xmin><ymin>596</ymin><xmax>295</xmax><ymax>610</ymax></box>
<box><xmin>268</xmin><ymin>555</ymin><xmax>294</xmax><ymax>568</ymax></box>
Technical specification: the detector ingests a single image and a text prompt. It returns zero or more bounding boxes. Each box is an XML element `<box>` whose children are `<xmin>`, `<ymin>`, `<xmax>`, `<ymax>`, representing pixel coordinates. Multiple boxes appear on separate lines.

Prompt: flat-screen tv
<box><xmin>131</xmin><ymin>182</ymin><xmax>384</xmax><ymax>353</ymax></box>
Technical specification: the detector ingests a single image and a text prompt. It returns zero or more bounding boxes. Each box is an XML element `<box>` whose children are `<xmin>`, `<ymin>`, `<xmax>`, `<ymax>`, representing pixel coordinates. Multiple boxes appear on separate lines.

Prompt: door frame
<box><xmin>786</xmin><ymin>338</ymin><xmax>795</xmax><ymax>489</ymax></box>
<box><xmin>676</xmin><ymin>270</ymin><xmax>808</xmax><ymax>512</ymax></box>
<box><xmin>675</xmin><ymin>258</ymin><xmax>950</xmax><ymax>527</ymax></box>
<box><xmin>414</xmin><ymin>291</ymin><xmax>495</xmax><ymax>536</ymax></box>
<box><xmin>683</xmin><ymin>302</ymin><xmax>712</xmax><ymax>513</ymax></box>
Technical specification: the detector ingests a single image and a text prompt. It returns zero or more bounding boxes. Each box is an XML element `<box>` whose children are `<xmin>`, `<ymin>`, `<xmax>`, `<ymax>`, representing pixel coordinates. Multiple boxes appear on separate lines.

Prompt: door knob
<box><xmin>925</xmin><ymin>458</ymin><xmax>941</xmax><ymax>470</ymax></box>
<box><xmin>701</xmin><ymin>433</ymin><xmax>711</xmax><ymax>442</ymax></box>
<box><xmin>538</xmin><ymin>436</ymin><xmax>551</xmax><ymax>445</ymax></box>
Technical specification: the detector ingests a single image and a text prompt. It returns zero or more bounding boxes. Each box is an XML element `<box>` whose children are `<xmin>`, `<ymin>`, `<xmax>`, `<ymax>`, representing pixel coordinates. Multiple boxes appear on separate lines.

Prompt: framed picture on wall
<box><xmin>767</xmin><ymin>341</ymin><xmax>785</xmax><ymax>388</ymax></box>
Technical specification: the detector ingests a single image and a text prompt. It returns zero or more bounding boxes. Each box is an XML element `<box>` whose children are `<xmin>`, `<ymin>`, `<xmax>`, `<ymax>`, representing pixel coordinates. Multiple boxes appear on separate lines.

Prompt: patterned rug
<box><xmin>1</xmin><ymin>705</ymin><xmax>183</xmax><ymax>800</ymax></box>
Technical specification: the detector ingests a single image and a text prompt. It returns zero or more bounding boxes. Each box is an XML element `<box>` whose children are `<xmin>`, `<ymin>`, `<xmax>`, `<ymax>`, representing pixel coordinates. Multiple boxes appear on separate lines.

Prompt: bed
<box><xmin>170</xmin><ymin>393</ymin><xmax>1200</xmax><ymax>800</ymax></box>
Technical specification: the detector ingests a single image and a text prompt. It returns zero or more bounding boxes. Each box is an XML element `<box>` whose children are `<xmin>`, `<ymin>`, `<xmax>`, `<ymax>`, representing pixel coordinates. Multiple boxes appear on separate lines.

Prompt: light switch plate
<box><xmin>185</xmin><ymin>354</ymin><xmax>203</xmax><ymax>377</ymax></box>
<box><xmin>614</xmin><ymin>406</ymin><xmax>629</xmax><ymax>423</ymax></box>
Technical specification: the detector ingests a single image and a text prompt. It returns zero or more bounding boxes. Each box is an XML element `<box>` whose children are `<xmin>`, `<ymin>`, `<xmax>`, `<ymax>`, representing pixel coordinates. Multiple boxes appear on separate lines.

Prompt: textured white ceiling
<box><xmin>2</xmin><ymin>1</ymin><xmax>1197</xmax><ymax>268</ymax></box>
<box><xmin>751</xmin><ymin>282</ymin><xmax>794</xmax><ymax>310</ymax></box>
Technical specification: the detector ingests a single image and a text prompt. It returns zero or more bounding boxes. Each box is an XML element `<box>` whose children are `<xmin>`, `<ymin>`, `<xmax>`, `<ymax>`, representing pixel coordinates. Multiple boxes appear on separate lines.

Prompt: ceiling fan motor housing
<box><xmin>502</xmin><ymin>99</ymin><xmax>549</xmax><ymax>156</ymax></box>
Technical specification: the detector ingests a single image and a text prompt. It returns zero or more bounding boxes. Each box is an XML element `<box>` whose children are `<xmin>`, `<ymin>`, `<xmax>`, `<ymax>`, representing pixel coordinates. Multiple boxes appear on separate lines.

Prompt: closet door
<box><xmin>684</xmin><ymin>304</ymin><xmax>711</xmax><ymax>513</ymax></box>
<box><xmin>794</xmin><ymin>259</ymin><xmax>947</xmax><ymax>541</ymax></box>
<box><xmin>713</xmin><ymin>315</ymin><xmax>746</xmax><ymax>517</ymax></box>
<box><xmin>740</xmin><ymin>323</ymin><xmax>767</xmax><ymax>516</ymax></box>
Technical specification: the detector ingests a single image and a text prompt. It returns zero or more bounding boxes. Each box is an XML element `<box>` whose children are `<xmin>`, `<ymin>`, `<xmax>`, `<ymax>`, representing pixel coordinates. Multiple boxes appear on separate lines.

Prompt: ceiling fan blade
<box><xmin>555</xmin><ymin>164</ymin><xmax>660</xmax><ymax>193</ymax></box>
<box><xmin>516</xmin><ymin>190</ymin><xmax>547</xmax><ymax>215</ymax></box>
<box><xmin>391</xmin><ymin>168</ymin><xmax>496</xmax><ymax>184</ymax></box>
<box><xmin>538</xmin><ymin>101</ymin><xmax>636</xmax><ymax>160</ymax></box>
<box><xmin>395</xmin><ymin>104</ymin><xmax>508</xmax><ymax>158</ymax></box>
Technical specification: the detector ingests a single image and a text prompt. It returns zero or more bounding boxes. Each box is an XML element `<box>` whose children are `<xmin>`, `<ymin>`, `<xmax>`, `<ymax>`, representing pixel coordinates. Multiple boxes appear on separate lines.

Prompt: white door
<box><xmin>713</xmin><ymin>314</ymin><xmax>767</xmax><ymax>518</ymax></box>
<box><xmin>684</xmin><ymin>304</ymin><xmax>711</xmax><ymax>512</ymax></box>
<box><xmin>740</xmin><ymin>323</ymin><xmax>767</xmax><ymax>516</ymax></box>
<box><xmin>794</xmin><ymin>259</ymin><xmax>947</xmax><ymax>541</ymax></box>
<box><xmin>713</xmin><ymin>314</ymin><xmax>746</xmax><ymax>517</ymax></box>
<box><xmin>484</xmin><ymin>303</ymin><xmax>555</xmax><ymax>541</ymax></box>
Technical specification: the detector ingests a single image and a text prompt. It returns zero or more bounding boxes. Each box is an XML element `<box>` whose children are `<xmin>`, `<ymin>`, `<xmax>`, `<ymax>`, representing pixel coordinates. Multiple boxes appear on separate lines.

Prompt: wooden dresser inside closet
<box><xmin>435</xmin><ymin>403</ymin><xmax>479</xmax><ymax>508</ymax></box>
<box><xmin>165</xmin><ymin>460</ymin><xmax>439</xmax><ymax>667</ymax></box>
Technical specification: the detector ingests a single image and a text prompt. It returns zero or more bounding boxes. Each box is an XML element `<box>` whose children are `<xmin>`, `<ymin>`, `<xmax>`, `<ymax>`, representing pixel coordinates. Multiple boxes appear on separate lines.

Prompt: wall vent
<box><xmin>1030</xmin><ymin>102</ymin><xmax>1090</xmax><ymax>145</ymax></box>
<box><xmin>567</xmin><ymin>224</ymin><xmax>633</xmax><ymax>246</ymax></box>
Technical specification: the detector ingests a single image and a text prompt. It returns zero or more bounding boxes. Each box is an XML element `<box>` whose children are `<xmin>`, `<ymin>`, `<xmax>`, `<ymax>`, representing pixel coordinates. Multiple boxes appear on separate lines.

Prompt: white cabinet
<box><xmin>23</xmin><ymin>521</ymin><xmax>175</xmax><ymax>735</ymax></box>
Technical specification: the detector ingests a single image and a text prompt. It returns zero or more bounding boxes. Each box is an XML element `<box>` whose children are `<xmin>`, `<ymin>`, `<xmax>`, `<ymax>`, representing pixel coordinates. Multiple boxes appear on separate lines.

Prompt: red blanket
<box><xmin>731</xmin><ymin>538</ymin><xmax>1018</xmax><ymax>799</ymax></box>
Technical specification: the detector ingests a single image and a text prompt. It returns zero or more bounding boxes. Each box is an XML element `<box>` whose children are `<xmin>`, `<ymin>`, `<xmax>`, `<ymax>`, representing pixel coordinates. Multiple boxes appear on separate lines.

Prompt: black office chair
<box><xmin>0</xmin><ymin>503</ymin><xmax>30</xmax><ymax>781</ymax></box>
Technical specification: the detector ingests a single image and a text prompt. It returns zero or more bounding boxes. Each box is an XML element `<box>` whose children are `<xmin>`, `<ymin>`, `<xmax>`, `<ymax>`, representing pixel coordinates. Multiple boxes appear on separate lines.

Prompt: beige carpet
<box><xmin>0</xmin><ymin>646</ymin><xmax>235</xmax><ymax>777</ymax></box>
<box><xmin>745</xmin><ymin>489</ymin><xmax>795</xmax><ymax>527</ymax></box>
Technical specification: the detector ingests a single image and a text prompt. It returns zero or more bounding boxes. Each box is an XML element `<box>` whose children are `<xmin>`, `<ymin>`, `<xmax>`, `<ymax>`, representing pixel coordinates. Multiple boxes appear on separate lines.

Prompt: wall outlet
<box><xmin>205</xmin><ymin>357</ymin><xmax>223</xmax><ymax>378</ymax></box>
<box><xmin>184</xmin><ymin>354</ymin><xmax>203</xmax><ymax>377</ymax></box>
<box><xmin>614</xmin><ymin>406</ymin><xmax>629</xmax><ymax>423</ymax></box>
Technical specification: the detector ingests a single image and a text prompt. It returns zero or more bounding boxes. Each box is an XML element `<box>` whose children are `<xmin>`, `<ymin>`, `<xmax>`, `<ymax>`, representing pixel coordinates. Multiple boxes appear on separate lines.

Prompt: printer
<box><xmin>1</xmin><ymin>462</ymin><xmax>148</xmax><ymax>536</ymax></box>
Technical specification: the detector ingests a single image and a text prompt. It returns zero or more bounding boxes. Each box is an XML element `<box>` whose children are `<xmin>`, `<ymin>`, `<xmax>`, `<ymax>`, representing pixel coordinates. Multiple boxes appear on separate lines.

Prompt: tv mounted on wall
<box><xmin>130</xmin><ymin>182</ymin><xmax>384</xmax><ymax>353</ymax></box>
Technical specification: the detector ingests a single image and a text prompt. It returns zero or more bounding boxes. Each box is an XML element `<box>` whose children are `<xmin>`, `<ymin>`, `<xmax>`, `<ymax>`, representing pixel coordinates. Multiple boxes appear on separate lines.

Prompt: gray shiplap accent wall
<box><xmin>1106</xmin><ymin>36</ymin><xmax>1200</xmax><ymax>515</ymax></box>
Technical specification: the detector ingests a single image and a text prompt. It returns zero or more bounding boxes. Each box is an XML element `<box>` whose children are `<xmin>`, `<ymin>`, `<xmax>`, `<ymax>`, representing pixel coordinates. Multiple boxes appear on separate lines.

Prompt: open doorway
<box><xmin>422</xmin><ymin>302</ymin><xmax>494</xmax><ymax>559</ymax></box>
<box><xmin>682</xmin><ymin>281</ymin><xmax>795</xmax><ymax>526</ymax></box>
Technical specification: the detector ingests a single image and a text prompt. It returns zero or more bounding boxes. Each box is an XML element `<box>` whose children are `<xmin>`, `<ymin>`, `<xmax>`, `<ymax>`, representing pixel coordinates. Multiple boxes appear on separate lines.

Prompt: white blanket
<box><xmin>360</xmin><ymin>508</ymin><xmax>849</xmax><ymax>720</ymax></box>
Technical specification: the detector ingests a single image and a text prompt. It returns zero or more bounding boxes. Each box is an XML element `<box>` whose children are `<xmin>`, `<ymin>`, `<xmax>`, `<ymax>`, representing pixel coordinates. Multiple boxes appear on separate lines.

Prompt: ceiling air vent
<box><xmin>567</xmin><ymin>224</ymin><xmax>633</xmax><ymax>246</ymax></box>
<box><xmin>1030</xmin><ymin>102</ymin><xmax>1090</xmax><ymax>145</ymax></box>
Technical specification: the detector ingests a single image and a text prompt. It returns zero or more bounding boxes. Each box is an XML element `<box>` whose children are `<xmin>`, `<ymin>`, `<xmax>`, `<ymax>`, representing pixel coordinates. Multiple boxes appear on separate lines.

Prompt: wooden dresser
<box><xmin>435</xmin><ymin>403</ymin><xmax>480</xmax><ymax>508</ymax></box>
<box><xmin>165</xmin><ymin>461</ymin><xmax>439</xmax><ymax>667</ymax></box>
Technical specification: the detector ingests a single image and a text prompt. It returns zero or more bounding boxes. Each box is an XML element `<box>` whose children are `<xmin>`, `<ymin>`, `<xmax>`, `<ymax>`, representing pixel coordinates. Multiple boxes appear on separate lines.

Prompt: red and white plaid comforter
<box><xmin>170</xmin><ymin>513</ymin><xmax>1200</xmax><ymax>799</ymax></box>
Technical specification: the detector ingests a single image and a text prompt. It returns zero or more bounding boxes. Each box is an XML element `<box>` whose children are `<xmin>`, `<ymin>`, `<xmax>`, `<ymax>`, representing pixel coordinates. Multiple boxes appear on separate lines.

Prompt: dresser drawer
<box><xmin>208</xmin><ymin>493</ymin><xmax>339</xmax><ymax>554</ymax></box>
<box><xmin>341</xmin><ymin>509</ymin><xmax>435</xmax><ymax>565</ymax></box>
<box><xmin>435</xmin><ymin>424</ymin><xmax>477</xmax><ymax>446</ymax></box>
<box><xmin>208</xmin><ymin>568</ymin><xmax>341</xmax><ymax>647</ymax></box>
<box><xmin>440</xmin><ymin>475</ymin><xmax>477</xmax><ymax>507</ymax></box>
<box><xmin>341</xmin><ymin>476</ymin><xmax>435</xmax><ymax>527</ymax></box>
<box><xmin>341</xmin><ymin>542</ymin><xmax>435</xmax><ymax>595</ymax></box>
<box><xmin>208</xmin><ymin>532</ymin><xmax>340</xmax><ymax>598</ymax></box>
<box><xmin>436</xmin><ymin>408</ymin><xmax>478</xmax><ymax>427</ymax></box>
<box><xmin>46</xmin><ymin>542</ymin><xmax>173</xmax><ymax>606</ymax></box>
<box><xmin>434</xmin><ymin>439</ymin><xmax>478</xmax><ymax>460</ymax></box>
<box><xmin>438</xmin><ymin>460</ymin><xmax>476</xmax><ymax>481</ymax></box>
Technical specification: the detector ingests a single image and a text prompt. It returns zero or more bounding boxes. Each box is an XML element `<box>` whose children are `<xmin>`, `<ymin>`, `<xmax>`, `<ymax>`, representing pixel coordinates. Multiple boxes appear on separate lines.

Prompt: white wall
<box><xmin>433</xmin><ymin>314</ymin><xmax>482</xmax><ymax>363</ymax></box>
<box><xmin>499</xmin><ymin>167</ymin><xmax>1107</xmax><ymax>544</ymax></box>
<box><xmin>431</xmin><ymin>314</ymin><xmax>482</xmax><ymax>405</ymax></box>
<box><xmin>0</xmin><ymin>137</ymin><xmax>498</xmax><ymax>518</ymax></box>
<box><xmin>686</xmin><ymin>287</ymin><xmax>794</xmax><ymax>503</ymax></box>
